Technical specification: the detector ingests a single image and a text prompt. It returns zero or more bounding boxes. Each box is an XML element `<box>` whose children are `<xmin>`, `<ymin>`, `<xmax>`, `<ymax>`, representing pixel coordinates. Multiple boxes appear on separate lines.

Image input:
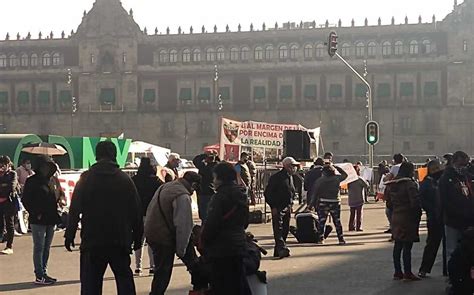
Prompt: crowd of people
<box><xmin>1</xmin><ymin>143</ymin><xmax>473</xmax><ymax>294</ymax></box>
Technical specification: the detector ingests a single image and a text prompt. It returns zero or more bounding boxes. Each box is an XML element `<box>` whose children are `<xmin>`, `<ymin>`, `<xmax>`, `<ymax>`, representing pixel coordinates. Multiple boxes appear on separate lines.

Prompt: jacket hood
<box><xmin>90</xmin><ymin>160</ymin><xmax>121</xmax><ymax>176</ymax></box>
<box><xmin>160</xmin><ymin>180</ymin><xmax>192</xmax><ymax>199</ymax></box>
<box><xmin>384</xmin><ymin>177</ymin><xmax>413</xmax><ymax>185</ymax></box>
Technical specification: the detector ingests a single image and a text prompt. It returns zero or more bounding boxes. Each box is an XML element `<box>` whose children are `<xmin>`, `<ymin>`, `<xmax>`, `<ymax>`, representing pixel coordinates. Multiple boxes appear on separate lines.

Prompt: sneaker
<box><xmin>14</xmin><ymin>231</ymin><xmax>22</xmax><ymax>237</ymax></box>
<box><xmin>393</xmin><ymin>272</ymin><xmax>404</xmax><ymax>280</ymax></box>
<box><xmin>403</xmin><ymin>273</ymin><xmax>421</xmax><ymax>281</ymax></box>
<box><xmin>316</xmin><ymin>239</ymin><xmax>324</xmax><ymax>245</ymax></box>
<box><xmin>278</xmin><ymin>248</ymin><xmax>291</xmax><ymax>259</ymax></box>
<box><xmin>134</xmin><ymin>269</ymin><xmax>143</xmax><ymax>276</ymax></box>
<box><xmin>44</xmin><ymin>274</ymin><xmax>57</xmax><ymax>282</ymax></box>
<box><xmin>1</xmin><ymin>248</ymin><xmax>13</xmax><ymax>255</ymax></box>
<box><xmin>348</xmin><ymin>228</ymin><xmax>355</xmax><ymax>232</ymax></box>
<box><xmin>338</xmin><ymin>240</ymin><xmax>346</xmax><ymax>245</ymax></box>
<box><xmin>356</xmin><ymin>229</ymin><xmax>364</xmax><ymax>232</ymax></box>
<box><xmin>417</xmin><ymin>271</ymin><xmax>427</xmax><ymax>278</ymax></box>
<box><xmin>34</xmin><ymin>277</ymin><xmax>55</xmax><ymax>286</ymax></box>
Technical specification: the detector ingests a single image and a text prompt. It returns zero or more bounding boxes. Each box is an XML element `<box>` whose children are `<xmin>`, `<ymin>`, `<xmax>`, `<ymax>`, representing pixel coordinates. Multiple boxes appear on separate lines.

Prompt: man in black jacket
<box><xmin>22</xmin><ymin>155</ymin><xmax>60</xmax><ymax>285</ymax></box>
<box><xmin>440</xmin><ymin>151</ymin><xmax>473</xmax><ymax>260</ymax></box>
<box><xmin>264</xmin><ymin>157</ymin><xmax>300</xmax><ymax>259</ymax></box>
<box><xmin>193</xmin><ymin>151</ymin><xmax>219</xmax><ymax>222</ymax></box>
<box><xmin>65</xmin><ymin>141</ymin><xmax>143</xmax><ymax>295</ymax></box>
<box><xmin>304</xmin><ymin>157</ymin><xmax>324</xmax><ymax>205</ymax></box>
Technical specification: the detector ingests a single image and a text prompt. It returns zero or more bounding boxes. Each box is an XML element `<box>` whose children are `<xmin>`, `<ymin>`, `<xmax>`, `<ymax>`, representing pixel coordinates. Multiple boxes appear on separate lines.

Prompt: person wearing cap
<box><xmin>65</xmin><ymin>141</ymin><xmax>143</xmax><ymax>294</ymax></box>
<box><xmin>165</xmin><ymin>153</ymin><xmax>181</xmax><ymax>179</ymax></box>
<box><xmin>264</xmin><ymin>157</ymin><xmax>300</xmax><ymax>259</ymax></box>
<box><xmin>418</xmin><ymin>160</ymin><xmax>444</xmax><ymax>278</ymax></box>
<box><xmin>193</xmin><ymin>151</ymin><xmax>220</xmax><ymax>222</ymax></box>
<box><xmin>310</xmin><ymin>163</ymin><xmax>348</xmax><ymax>245</ymax></box>
<box><xmin>22</xmin><ymin>155</ymin><xmax>60</xmax><ymax>285</ymax></box>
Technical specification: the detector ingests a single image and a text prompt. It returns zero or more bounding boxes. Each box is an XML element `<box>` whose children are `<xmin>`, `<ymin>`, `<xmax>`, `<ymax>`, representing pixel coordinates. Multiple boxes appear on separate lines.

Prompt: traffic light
<box><xmin>328</xmin><ymin>31</ymin><xmax>338</xmax><ymax>57</ymax></box>
<box><xmin>365</xmin><ymin>121</ymin><xmax>379</xmax><ymax>145</ymax></box>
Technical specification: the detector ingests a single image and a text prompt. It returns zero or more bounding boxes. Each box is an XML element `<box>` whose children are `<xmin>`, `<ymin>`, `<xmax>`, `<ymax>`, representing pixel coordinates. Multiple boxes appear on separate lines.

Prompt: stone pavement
<box><xmin>0</xmin><ymin>201</ymin><xmax>447</xmax><ymax>295</ymax></box>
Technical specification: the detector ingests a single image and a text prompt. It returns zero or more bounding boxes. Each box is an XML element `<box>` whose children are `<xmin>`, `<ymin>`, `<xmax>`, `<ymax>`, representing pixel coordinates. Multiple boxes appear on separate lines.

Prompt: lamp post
<box><xmin>67</xmin><ymin>68</ymin><xmax>77</xmax><ymax>136</ymax></box>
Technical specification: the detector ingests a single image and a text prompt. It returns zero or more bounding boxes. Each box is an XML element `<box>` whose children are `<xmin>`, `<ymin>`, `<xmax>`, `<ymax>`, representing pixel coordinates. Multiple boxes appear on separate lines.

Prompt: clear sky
<box><xmin>0</xmin><ymin>0</ymin><xmax>459</xmax><ymax>37</ymax></box>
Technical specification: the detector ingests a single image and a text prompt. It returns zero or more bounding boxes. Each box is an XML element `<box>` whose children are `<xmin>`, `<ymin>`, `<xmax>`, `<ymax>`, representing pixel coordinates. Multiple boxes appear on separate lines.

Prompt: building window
<box><xmin>193</xmin><ymin>49</ymin><xmax>201</xmax><ymax>62</ymax></box>
<box><xmin>31</xmin><ymin>54</ymin><xmax>38</xmax><ymax>67</ymax></box>
<box><xmin>355</xmin><ymin>83</ymin><xmax>367</xmax><ymax>98</ymax></box>
<box><xmin>216</xmin><ymin>47</ymin><xmax>225</xmax><ymax>61</ymax></box>
<box><xmin>279</xmin><ymin>85</ymin><xmax>293</xmax><ymax>101</ymax></box>
<box><xmin>42</xmin><ymin>53</ymin><xmax>51</xmax><ymax>66</ymax></box>
<box><xmin>377</xmin><ymin>83</ymin><xmax>391</xmax><ymax>98</ymax></box>
<box><xmin>38</xmin><ymin>90</ymin><xmax>51</xmax><ymax>106</ymax></box>
<box><xmin>329</xmin><ymin>84</ymin><xmax>343</xmax><ymax>99</ymax></box>
<box><xmin>0</xmin><ymin>55</ymin><xmax>6</xmax><ymax>68</ymax></box>
<box><xmin>422</xmin><ymin>40</ymin><xmax>432</xmax><ymax>54</ymax></box>
<box><xmin>122</xmin><ymin>53</ymin><xmax>127</xmax><ymax>64</ymax></box>
<box><xmin>382</xmin><ymin>41</ymin><xmax>392</xmax><ymax>56</ymax></box>
<box><xmin>199</xmin><ymin>120</ymin><xmax>211</xmax><ymax>136</ymax></box>
<box><xmin>169</xmin><ymin>50</ymin><xmax>178</xmax><ymax>63</ymax></box>
<box><xmin>428</xmin><ymin>141</ymin><xmax>435</xmax><ymax>151</ymax></box>
<box><xmin>332</xmin><ymin>141</ymin><xmax>340</xmax><ymax>152</ymax></box>
<box><xmin>90</xmin><ymin>54</ymin><xmax>95</xmax><ymax>65</ymax></box>
<box><xmin>304</xmin><ymin>84</ymin><xmax>317</xmax><ymax>100</ymax></box>
<box><xmin>9</xmin><ymin>55</ymin><xmax>18</xmax><ymax>67</ymax></box>
<box><xmin>206</xmin><ymin>48</ymin><xmax>216</xmax><ymax>62</ymax></box>
<box><xmin>409</xmin><ymin>40</ymin><xmax>419</xmax><ymax>55</ymax></box>
<box><xmin>0</xmin><ymin>91</ymin><xmax>9</xmax><ymax>106</ymax></box>
<box><xmin>403</xmin><ymin>141</ymin><xmax>411</xmax><ymax>151</ymax></box>
<box><xmin>315</xmin><ymin>44</ymin><xmax>325</xmax><ymax>58</ymax></box>
<box><xmin>400</xmin><ymin>82</ymin><xmax>415</xmax><ymax>97</ymax></box>
<box><xmin>20</xmin><ymin>54</ymin><xmax>28</xmax><ymax>67</ymax></box>
<box><xmin>424</xmin><ymin>81</ymin><xmax>439</xmax><ymax>98</ymax></box>
<box><xmin>401</xmin><ymin>117</ymin><xmax>412</xmax><ymax>132</ymax></box>
<box><xmin>279</xmin><ymin>45</ymin><xmax>288</xmax><ymax>60</ymax></box>
<box><xmin>240</xmin><ymin>47</ymin><xmax>249</xmax><ymax>61</ymax></box>
<box><xmin>355</xmin><ymin>42</ymin><xmax>365</xmax><ymax>58</ymax></box>
<box><xmin>179</xmin><ymin>88</ymin><xmax>192</xmax><ymax>103</ymax></box>
<box><xmin>52</xmin><ymin>53</ymin><xmax>61</xmax><ymax>66</ymax></box>
<box><xmin>58</xmin><ymin>90</ymin><xmax>72</xmax><ymax>106</ymax></box>
<box><xmin>17</xmin><ymin>91</ymin><xmax>30</xmax><ymax>106</ymax></box>
<box><xmin>161</xmin><ymin>121</ymin><xmax>173</xmax><ymax>137</ymax></box>
<box><xmin>265</xmin><ymin>46</ymin><xmax>274</xmax><ymax>60</ymax></box>
<box><xmin>463</xmin><ymin>40</ymin><xmax>468</xmax><ymax>52</ymax></box>
<box><xmin>182</xmin><ymin>49</ymin><xmax>191</xmax><ymax>63</ymax></box>
<box><xmin>367</xmin><ymin>42</ymin><xmax>377</xmax><ymax>57</ymax></box>
<box><xmin>230</xmin><ymin>47</ymin><xmax>239</xmax><ymax>61</ymax></box>
<box><xmin>198</xmin><ymin>87</ymin><xmax>211</xmax><ymax>102</ymax></box>
<box><xmin>289</xmin><ymin>44</ymin><xmax>298</xmax><ymax>59</ymax></box>
<box><xmin>143</xmin><ymin>89</ymin><xmax>156</xmax><ymax>104</ymax></box>
<box><xmin>394</xmin><ymin>41</ymin><xmax>404</xmax><ymax>56</ymax></box>
<box><xmin>341</xmin><ymin>43</ymin><xmax>351</xmax><ymax>57</ymax></box>
<box><xmin>218</xmin><ymin>87</ymin><xmax>231</xmax><ymax>100</ymax></box>
<box><xmin>253</xmin><ymin>86</ymin><xmax>266</xmax><ymax>101</ymax></box>
<box><xmin>254</xmin><ymin>47</ymin><xmax>264</xmax><ymax>61</ymax></box>
<box><xmin>159</xmin><ymin>50</ymin><xmax>168</xmax><ymax>63</ymax></box>
<box><xmin>99</xmin><ymin>88</ymin><xmax>116</xmax><ymax>105</ymax></box>
<box><xmin>304</xmin><ymin>44</ymin><xmax>313</xmax><ymax>59</ymax></box>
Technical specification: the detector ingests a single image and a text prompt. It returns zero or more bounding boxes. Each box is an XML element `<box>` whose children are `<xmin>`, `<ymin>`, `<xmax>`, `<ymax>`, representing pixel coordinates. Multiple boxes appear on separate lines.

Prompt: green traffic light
<box><xmin>368</xmin><ymin>135</ymin><xmax>376</xmax><ymax>143</ymax></box>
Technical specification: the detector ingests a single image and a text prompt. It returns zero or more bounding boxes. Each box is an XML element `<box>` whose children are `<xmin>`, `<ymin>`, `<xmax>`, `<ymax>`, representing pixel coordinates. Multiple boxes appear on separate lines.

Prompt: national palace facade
<box><xmin>0</xmin><ymin>0</ymin><xmax>473</xmax><ymax>160</ymax></box>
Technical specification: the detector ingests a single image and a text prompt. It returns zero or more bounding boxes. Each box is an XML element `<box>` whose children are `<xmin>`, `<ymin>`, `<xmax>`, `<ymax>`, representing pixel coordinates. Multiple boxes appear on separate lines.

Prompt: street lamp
<box><xmin>67</xmin><ymin>68</ymin><xmax>77</xmax><ymax>136</ymax></box>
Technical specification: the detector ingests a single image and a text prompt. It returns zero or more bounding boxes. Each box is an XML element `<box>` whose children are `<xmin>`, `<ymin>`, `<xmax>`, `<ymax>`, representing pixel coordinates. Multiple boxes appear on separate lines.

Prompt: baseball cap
<box><xmin>282</xmin><ymin>157</ymin><xmax>300</xmax><ymax>166</ymax></box>
<box><xmin>168</xmin><ymin>153</ymin><xmax>181</xmax><ymax>162</ymax></box>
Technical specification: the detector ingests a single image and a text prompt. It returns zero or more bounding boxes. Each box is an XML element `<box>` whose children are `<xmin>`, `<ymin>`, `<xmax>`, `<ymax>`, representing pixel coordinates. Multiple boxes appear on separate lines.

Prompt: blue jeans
<box><xmin>31</xmin><ymin>224</ymin><xmax>55</xmax><ymax>278</ymax></box>
<box><xmin>445</xmin><ymin>225</ymin><xmax>463</xmax><ymax>260</ymax></box>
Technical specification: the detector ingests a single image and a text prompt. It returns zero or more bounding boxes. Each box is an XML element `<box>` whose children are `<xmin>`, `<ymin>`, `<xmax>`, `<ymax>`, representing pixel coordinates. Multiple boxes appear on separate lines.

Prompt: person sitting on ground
<box><xmin>289</xmin><ymin>209</ymin><xmax>333</xmax><ymax>244</ymax></box>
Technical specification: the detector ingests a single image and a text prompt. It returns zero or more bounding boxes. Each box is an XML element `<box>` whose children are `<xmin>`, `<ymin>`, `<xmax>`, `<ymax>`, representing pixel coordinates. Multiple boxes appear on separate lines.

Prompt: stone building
<box><xmin>0</xmin><ymin>0</ymin><xmax>473</xmax><ymax>161</ymax></box>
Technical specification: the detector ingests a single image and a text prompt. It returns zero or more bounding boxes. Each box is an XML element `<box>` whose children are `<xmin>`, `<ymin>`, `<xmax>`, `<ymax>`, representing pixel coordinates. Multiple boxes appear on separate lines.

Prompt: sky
<box><xmin>0</xmin><ymin>0</ymin><xmax>459</xmax><ymax>37</ymax></box>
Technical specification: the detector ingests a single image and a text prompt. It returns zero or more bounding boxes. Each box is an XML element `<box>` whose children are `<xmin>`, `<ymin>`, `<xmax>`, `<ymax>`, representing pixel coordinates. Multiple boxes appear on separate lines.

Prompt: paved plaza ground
<box><xmin>0</xmin><ymin>201</ymin><xmax>447</xmax><ymax>295</ymax></box>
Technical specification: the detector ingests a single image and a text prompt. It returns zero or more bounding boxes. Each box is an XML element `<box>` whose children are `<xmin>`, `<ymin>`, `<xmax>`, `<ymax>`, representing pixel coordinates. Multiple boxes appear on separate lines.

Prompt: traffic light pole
<box><xmin>334</xmin><ymin>52</ymin><xmax>374</xmax><ymax>168</ymax></box>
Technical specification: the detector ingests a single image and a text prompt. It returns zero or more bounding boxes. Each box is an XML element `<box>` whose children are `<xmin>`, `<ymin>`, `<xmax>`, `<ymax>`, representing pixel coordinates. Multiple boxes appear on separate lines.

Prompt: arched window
<box><xmin>52</xmin><ymin>53</ymin><xmax>61</xmax><ymax>66</ymax></box>
<box><xmin>289</xmin><ymin>44</ymin><xmax>299</xmax><ymax>59</ymax></box>
<box><xmin>355</xmin><ymin>42</ymin><xmax>365</xmax><ymax>57</ymax></box>
<box><xmin>367</xmin><ymin>42</ymin><xmax>377</xmax><ymax>57</ymax></box>
<box><xmin>254</xmin><ymin>46</ymin><xmax>264</xmax><ymax>61</ymax></box>
<box><xmin>20</xmin><ymin>54</ymin><xmax>28</xmax><ymax>67</ymax></box>
<box><xmin>169</xmin><ymin>49</ymin><xmax>178</xmax><ymax>63</ymax></box>
<box><xmin>279</xmin><ymin>45</ymin><xmax>288</xmax><ymax>60</ymax></box>
<box><xmin>230</xmin><ymin>47</ymin><xmax>239</xmax><ymax>61</ymax></box>
<box><xmin>0</xmin><ymin>54</ymin><xmax>7</xmax><ymax>68</ymax></box>
<box><xmin>182</xmin><ymin>49</ymin><xmax>191</xmax><ymax>63</ymax></box>
<box><xmin>315</xmin><ymin>44</ymin><xmax>325</xmax><ymax>58</ymax></box>
<box><xmin>30</xmin><ymin>54</ymin><xmax>38</xmax><ymax>67</ymax></box>
<box><xmin>341</xmin><ymin>43</ymin><xmax>352</xmax><ymax>57</ymax></box>
<box><xmin>394</xmin><ymin>41</ymin><xmax>404</xmax><ymax>56</ymax></box>
<box><xmin>422</xmin><ymin>40</ymin><xmax>432</xmax><ymax>54</ymax></box>
<box><xmin>159</xmin><ymin>50</ymin><xmax>168</xmax><ymax>63</ymax></box>
<box><xmin>42</xmin><ymin>53</ymin><xmax>51</xmax><ymax>66</ymax></box>
<box><xmin>304</xmin><ymin>44</ymin><xmax>313</xmax><ymax>59</ymax></box>
<box><xmin>216</xmin><ymin>47</ymin><xmax>225</xmax><ymax>61</ymax></box>
<box><xmin>409</xmin><ymin>40</ymin><xmax>419</xmax><ymax>55</ymax></box>
<box><xmin>265</xmin><ymin>45</ymin><xmax>274</xmax><ymax>60</ymax></box>
<box><xmin>240</xmin><ymin>46</ymin><xmax>249</xmax><ymax>61</ymax></box>
<box><xmin>382</xmin><ymin>41</ymin><xmax>392</xmax><ymax>56</ymax></box>
<box><xmin>9</xmin><ymin>55</ymin><xmax>18</xmax><ymax>67</ymax></box>
<box><xmin>193</xmin><ymin>49</ymin><xmax>201</xmax><ymax>62</ymax></box>
<box><xmin>206</xmin><ymin>48</ymin><xmax>216</xmax><ymax>62</ymax></box>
